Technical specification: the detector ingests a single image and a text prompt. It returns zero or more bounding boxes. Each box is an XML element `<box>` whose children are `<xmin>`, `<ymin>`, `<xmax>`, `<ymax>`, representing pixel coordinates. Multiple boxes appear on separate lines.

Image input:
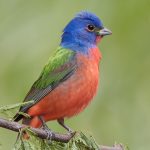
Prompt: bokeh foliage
<box><xmin>0</xmin><ymin>0</ymin><xmax>150</xmax><ymax>150</ymax></box>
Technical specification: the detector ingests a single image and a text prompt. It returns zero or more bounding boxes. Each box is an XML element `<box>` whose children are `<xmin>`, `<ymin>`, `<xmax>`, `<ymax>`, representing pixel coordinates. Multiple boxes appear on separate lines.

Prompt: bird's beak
<box><xmin>97</xmin><ymin>27</ymin><xmax>112</xmax><ymax>36</ymax></box>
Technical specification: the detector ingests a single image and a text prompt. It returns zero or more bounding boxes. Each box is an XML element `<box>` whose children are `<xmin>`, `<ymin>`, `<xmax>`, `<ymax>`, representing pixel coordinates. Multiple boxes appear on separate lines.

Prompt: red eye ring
<box><xmin>87</xmin><ymin>24</ymin><xmax>95</xmax><ymax>31</ymax></box>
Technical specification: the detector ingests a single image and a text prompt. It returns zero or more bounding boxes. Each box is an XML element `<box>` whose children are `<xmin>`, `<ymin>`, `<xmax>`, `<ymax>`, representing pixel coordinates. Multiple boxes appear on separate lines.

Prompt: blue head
<box><xmin>60</xmin><ymin>11</ymin><xmax>112</xmax><ymax>54</ymax></box>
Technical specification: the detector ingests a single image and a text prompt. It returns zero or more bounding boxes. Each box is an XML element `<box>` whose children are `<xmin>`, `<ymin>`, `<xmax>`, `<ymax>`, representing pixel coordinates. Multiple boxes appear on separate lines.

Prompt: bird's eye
<box><xmin>87</xmin><ymin>24</ymin><xmax>95</xmax><ymax>31</ymax></box>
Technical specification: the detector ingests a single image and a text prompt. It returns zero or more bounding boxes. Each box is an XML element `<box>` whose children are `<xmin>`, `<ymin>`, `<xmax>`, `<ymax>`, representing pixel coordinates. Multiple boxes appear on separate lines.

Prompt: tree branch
<box><xmin>0</xmin><ymin>117</ymin><xmax>124</xmax><ymax>150</ymax></box>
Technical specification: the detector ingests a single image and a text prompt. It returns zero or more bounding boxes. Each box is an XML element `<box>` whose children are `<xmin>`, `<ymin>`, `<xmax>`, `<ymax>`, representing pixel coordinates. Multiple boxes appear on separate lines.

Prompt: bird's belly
<box><xmin>28</xmin><ymin>58</ymin><xmax>99</xmax><ymax>121</ymax></box>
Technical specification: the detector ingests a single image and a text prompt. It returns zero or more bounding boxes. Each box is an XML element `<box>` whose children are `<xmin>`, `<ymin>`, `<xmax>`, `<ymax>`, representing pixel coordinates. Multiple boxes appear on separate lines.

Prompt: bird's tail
<box><xmin>13</xmin><ymin>113</ymin><xmax>24</xmax><ymax>122</ymax></box>
<box><xmin>14</xmin><ymin>114</ymin><xmax>42</xmax><ymax>139</ymax></box>
<box><xmin>22</xmin><ymin>116</ymin><xmax>42</xmax><ymax>139</ymax></box>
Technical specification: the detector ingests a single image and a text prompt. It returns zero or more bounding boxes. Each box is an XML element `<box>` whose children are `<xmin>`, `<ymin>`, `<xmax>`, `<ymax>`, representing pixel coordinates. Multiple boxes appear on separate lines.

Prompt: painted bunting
<box><xmin>14</xmin><ymin>11</ymin><xmax>112</xmax><ymax>134</ymax></box>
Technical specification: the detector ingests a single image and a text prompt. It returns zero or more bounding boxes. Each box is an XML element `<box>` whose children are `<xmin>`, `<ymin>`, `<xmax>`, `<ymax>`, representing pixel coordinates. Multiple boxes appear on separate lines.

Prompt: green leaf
<box><xmin>0</xmin><ymin>101</ymin><xmax>34</xmax><ymax>119</ymax></box>
<box><xmin>14</xmin><ymin>130</ymin><xmax>101</xmax><ymax>150</ymax></box>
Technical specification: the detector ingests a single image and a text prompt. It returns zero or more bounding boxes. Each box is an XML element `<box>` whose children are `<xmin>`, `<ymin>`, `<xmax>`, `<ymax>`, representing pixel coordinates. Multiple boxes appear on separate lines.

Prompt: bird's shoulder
<box><xmin>33</xmin><ymin>46</ymin><xmax>77</xmax><ymax>89</ymax></box>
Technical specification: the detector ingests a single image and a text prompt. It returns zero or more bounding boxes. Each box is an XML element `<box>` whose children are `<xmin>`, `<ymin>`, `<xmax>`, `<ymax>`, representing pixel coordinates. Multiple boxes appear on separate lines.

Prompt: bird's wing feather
<box><xmin>14</xmin><ymin>47</ymin><xmax>77</xmax><ymax>120</ymax></box>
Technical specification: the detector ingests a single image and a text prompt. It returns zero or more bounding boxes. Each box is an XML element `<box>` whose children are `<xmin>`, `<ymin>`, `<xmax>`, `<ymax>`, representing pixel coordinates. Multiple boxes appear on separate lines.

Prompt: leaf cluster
<box><xmin>14</xmin><ymin>130</ymin><xmax>100</xmax><ymax>150</ymax></box>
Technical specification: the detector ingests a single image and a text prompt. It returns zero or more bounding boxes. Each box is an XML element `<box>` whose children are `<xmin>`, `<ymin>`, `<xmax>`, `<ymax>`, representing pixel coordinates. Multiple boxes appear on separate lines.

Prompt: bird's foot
<box><xmin>39</xmin><ymin>116</ymin><xmax>53</xmax><ymax>141</ymax></box>
<box><xmin>67</xmin><ymin>130</ymin><xmax>76</xmax><ymax>138</ymax></box>
<box><xmin>43</xmin><ymin>127</ymin><xmax>53</xmax><ymax>141</ymax></box>
<box><xmin>66</xmin><ymin>127</ymin><xmax>74</xmax><ymax>135</ymax></box>
<box><xmin>57</xmin><ymin>118</ymin><xmax>75</xmax><ymax>136</ymax></box>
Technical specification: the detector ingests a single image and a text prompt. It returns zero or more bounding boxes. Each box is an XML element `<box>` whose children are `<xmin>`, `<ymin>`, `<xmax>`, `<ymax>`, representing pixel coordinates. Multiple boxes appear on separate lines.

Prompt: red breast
<box><xmin>27</xmin><ymin>47</ymin><xmax>102</xmax><ymax>122</ymax></box>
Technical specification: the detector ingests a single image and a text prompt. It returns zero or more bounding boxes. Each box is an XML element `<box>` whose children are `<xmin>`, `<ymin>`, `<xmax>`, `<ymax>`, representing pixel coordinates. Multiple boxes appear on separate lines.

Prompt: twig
<box><xmin>100</xmin><ymin>145</ymin><xmax>124</xmax><ymax>150</ymax></box>
<box><xmin>0</xmin><ymin>117</ymin><xmax>72</xmax><ymax>142</ymax></box>
<box><xmin>0</xmin><ymin>117</ymin><xmax>124</xmax><ymax>150</ymax></box>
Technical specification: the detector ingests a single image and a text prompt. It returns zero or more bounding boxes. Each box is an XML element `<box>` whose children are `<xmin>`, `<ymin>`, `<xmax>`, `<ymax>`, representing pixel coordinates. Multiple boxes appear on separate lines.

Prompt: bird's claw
<box><xmin>41</xmin><ymin>126</ymin><xmax>53</xmax><ymax>143</ymax></box>
<box><xmin>67</xmin><ymin>130</ymin><xmax>76</xmax><ymax>136</ymax></box>
<box><xmin>39</xmin><ymin>116</ymin><xmax>53</xmax><ymax>142</ymax></box>
<box><xmin>68</xmin><ymin>128</ymin><xmax>74</xmax><ymax>134</ymax></box>
<box><xmin>44</xmin><ymin>128</ymin><xmax>53</xmax><ymax>141</ymax></box>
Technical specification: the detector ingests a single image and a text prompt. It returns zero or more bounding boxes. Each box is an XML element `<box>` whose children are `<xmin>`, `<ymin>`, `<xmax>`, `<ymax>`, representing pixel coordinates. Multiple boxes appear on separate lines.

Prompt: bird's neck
<box><xmin>89</xmin><ymin>47</ymin><xmax>102</xmax><ymax>64</ymax></box>
<box><xmin>60</xmin><ymin>32</ymin><xmax>96</xmax><ymax>55</ymax></box>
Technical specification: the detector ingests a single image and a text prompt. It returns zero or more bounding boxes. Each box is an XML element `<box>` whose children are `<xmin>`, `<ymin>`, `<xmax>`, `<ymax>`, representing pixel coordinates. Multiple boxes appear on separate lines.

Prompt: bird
<box><xmin>13</xmin><ymin>11</ymin><xmax>112</xmax><ymax>136</ymax></box>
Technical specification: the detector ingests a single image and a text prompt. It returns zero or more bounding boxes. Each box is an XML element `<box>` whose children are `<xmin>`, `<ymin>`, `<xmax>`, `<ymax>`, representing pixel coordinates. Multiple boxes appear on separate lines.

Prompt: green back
<box><xmin>33</xmin><ymin>46</ymin><xmax>76</xmax><ymax>89</ymax></box>
<box><xmin>14</xmin><ymin>47</ymin><xmax>77</xmax><ymax>120</ymax></box>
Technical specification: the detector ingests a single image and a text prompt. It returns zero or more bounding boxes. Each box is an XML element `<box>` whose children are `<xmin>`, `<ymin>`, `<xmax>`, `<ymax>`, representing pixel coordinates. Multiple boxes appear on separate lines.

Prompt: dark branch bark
<box><xmin>0</xmin><ymin>117</ymin><xmax>72</xmax><ymax>143</ymax></box>
<box><xmin>0</xmin><ymin>118</ymin><xmax>124</xmax><ymax>150</ymax></box>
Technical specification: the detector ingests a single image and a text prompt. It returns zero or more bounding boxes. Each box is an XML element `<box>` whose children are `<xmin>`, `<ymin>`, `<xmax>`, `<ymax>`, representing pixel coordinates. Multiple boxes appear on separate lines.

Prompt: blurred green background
<box><xmin>0</xmin><ymin>0</ymin><xmax>150</xmax><ymax>149</ymax></box>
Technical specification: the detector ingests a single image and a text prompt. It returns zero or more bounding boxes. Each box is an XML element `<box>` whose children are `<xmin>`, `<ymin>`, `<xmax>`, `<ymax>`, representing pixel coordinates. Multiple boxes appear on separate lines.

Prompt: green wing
<box><xmin>33</xmin><ymin>46</ymin><xmax>76</xmax><ymax>89</ymax></box>
<box><xmin>14</xmin><ymin>47</ymin><xmax>77</xmax><ymax>121</ymax></box>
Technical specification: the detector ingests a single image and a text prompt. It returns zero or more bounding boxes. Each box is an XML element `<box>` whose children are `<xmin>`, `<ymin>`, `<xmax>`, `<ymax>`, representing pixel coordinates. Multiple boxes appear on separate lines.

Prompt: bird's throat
<box><xmin>96</xmin><ymin>36</ymin><xmax>102</xmax><ymax>44</ymax></box>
